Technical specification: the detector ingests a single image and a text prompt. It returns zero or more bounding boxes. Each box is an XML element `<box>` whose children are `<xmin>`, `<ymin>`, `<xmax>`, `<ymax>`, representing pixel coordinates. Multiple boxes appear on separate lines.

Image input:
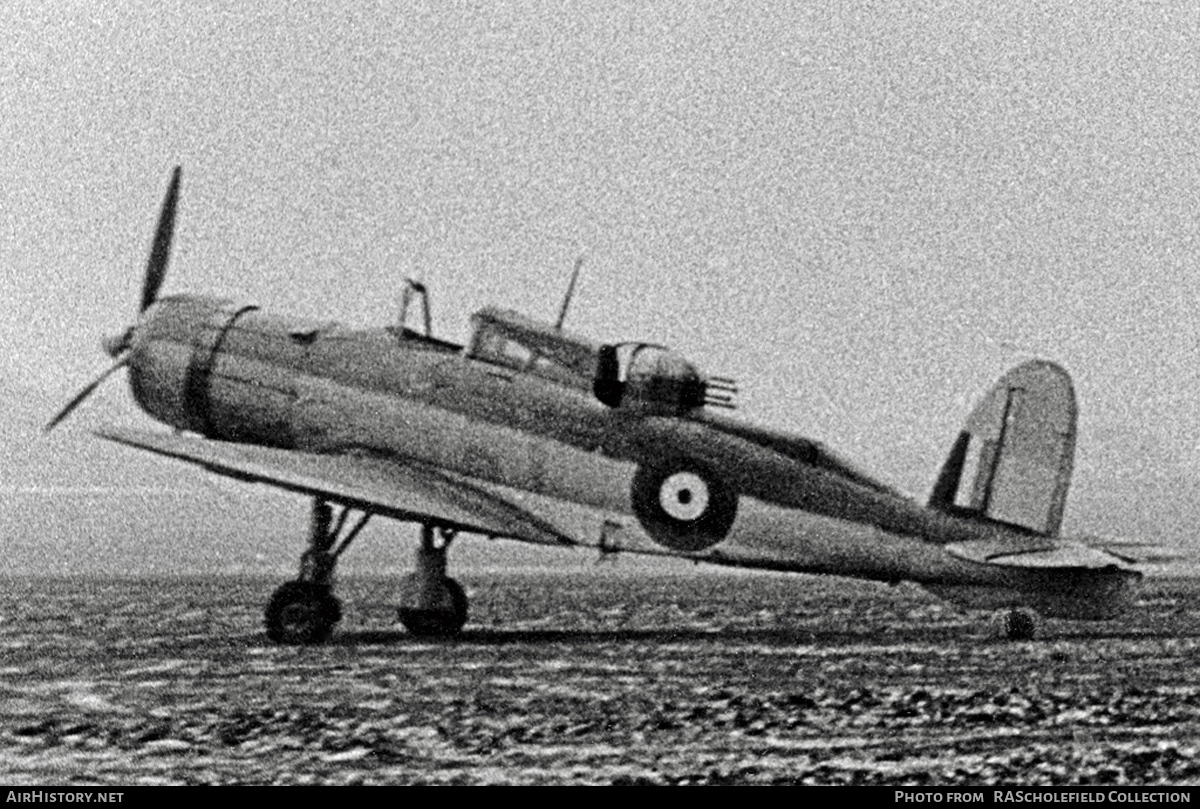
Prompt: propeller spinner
<box><xmin>44</xmin><ymin>166</ymin><xmax>182</xmax><ymax>432</ymax></box>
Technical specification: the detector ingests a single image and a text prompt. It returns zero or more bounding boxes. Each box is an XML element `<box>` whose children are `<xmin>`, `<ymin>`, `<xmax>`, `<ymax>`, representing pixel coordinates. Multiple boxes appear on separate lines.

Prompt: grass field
<box><xmin>1</xmin><ymin>570</ymin><xmax>1198</xmax><ymax>785</ymax></box>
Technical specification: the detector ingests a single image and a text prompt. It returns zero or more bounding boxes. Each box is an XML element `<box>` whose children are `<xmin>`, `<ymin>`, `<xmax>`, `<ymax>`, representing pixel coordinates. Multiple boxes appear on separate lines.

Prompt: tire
<box><xmin>265</xmin><ymin>581</ymin><xmax>342</xmax><ymax>645</ymax></box>
<box><xmin>1001</xmin><ymin>609</ymin><xmax>1036</xmax><ymax>641</ymax></box>
<box><xmin>398</xmin><ymin>577</ymin><xmax>469</xmax><ymax>637</ymax></box>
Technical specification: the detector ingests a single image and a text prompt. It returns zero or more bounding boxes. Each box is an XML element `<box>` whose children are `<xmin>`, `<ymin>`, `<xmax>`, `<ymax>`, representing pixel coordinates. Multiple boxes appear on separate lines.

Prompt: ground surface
<box><xmin>1</xmin><ymin>571</ymin><xmax>1198</xmax><ymax>785</ymax></box>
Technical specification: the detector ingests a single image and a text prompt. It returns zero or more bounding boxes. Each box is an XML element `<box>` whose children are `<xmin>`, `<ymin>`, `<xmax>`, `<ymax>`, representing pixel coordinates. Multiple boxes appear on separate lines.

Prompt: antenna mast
<box><xmin>555</xmin><ymin>256</ymin><xmax>585</xmax><ymax>331</ymax></box>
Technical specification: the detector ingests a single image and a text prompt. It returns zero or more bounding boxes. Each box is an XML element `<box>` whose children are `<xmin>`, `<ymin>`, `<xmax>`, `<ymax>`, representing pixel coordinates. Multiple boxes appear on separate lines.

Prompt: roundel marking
<box><xmin>658</xmin><ymin>472</ymin><xmax>710</xmax><ymax>521</ymax></box>
<box><xmin>632</xmin><ymin>461</ymin><xmax>738</xmax><ymax>553</ymax></box>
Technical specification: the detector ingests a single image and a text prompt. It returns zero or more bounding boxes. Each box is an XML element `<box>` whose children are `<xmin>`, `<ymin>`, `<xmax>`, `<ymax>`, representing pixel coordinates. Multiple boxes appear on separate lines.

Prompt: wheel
<box><xmin>1001</xmin><ymin>609</ymin><xmax>1036</xmax><ymax>641</ymax></box>
<box><xmin>398</xmin><ymin>578</ymin><xmax>468</xmax><ymax>637</ymax></box>
<box><xmin>265</xmin><ymin>581</ymin><xmax>342</xmax><ymax>644</ymax></box>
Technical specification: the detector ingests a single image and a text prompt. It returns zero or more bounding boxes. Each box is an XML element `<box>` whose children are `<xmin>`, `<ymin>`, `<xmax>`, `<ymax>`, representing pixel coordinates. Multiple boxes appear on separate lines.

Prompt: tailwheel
<box><xmin>265</xmin><ymin>581</ymin><xmax>343</xmax><ymax>644</ymax></box>
<box><xmin>398</xmin><ymin>577</ymin><xmax>468</xmax><ymax>637</ymax></box>
<box><xmin>1000</xmin><ymin>608</ymin><xmax>1036</xmax><ymax>641</ymax></box>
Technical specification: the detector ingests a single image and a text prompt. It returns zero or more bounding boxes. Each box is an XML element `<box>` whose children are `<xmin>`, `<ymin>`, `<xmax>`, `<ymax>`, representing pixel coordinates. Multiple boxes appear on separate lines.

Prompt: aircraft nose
<box><xmin>102</xmin><ymin>327</ymin><xmax>133</xmax><ymax>359</ymax></box>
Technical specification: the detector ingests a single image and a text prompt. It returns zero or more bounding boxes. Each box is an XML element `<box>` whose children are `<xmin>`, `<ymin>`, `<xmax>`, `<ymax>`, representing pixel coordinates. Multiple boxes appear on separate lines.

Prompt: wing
<box><xmin>95</xmin><ymin>426</ymin><xmax>576</xmax><ymax>547</ymax></box>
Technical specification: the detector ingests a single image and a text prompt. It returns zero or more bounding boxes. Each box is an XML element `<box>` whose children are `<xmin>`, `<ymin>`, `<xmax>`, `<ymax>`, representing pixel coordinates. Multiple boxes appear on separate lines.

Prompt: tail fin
<box><xmin>929</xmin><ymin>360</ymin><xmax>1076</xmax><ymax>536</ymax></box>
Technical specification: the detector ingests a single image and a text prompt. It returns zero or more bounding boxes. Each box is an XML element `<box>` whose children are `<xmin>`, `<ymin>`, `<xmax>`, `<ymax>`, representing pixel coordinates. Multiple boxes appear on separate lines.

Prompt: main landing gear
<box><xmin>264</xmin><ymin>500</ymin><xmax>469</xmax><ymax>644</ymax></box>
<box><xmin>264</xmin><ymin>500</ymin><xmax>364</xmax><ymax>644</ymax></box>
<box><xmin>395</xmin><ymin>525</ymin><xmax>469</xmax><ymax>637</ymax></box>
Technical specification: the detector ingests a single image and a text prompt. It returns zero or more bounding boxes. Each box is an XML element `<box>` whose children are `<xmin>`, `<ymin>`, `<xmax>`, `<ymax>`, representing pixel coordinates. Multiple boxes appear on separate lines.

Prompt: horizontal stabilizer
<box><xmin>945</xmin><ymin>539</ymin><xmax>1136</xmax><ymax>571</ymax></box>
<box><xmin>1080</xmin><ymin>536</ymin><xmax>1194</xmax><ymax>565</ymax></box>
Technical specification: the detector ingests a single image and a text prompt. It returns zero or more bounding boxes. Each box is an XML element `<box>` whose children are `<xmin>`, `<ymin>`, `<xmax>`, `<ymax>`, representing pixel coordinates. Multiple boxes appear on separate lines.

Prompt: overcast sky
<box><xmin>4</xmin><ymin>1</ymin><xmax>1200</xmax><ymax>573</ymax></box>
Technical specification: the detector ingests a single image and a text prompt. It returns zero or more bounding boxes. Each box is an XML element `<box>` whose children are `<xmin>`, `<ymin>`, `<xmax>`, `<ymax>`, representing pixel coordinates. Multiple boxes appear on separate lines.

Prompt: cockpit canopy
<box><xmin>465</xmin><ymin>306</ymin><xmax>735</xmax><ymax>415</ymax></box>
<box><xmin>466</xmin><ymin>307</ymin><xmax>598</xmax><ymax>389</ymax></box>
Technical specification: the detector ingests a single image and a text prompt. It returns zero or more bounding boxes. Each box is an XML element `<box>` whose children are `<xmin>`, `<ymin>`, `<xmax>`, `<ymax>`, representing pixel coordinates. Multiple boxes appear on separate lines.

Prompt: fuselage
<box><xmin>124</xmin><ymin>294</ymin><xmax>1139</xmax><ymax>619</ymax></box>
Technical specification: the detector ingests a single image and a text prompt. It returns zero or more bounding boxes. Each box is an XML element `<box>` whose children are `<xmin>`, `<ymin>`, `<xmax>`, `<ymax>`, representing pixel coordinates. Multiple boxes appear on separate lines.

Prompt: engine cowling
<box><xmin>127</xmin><ymin>295</ymin><xmax>257</xmax><ymax>435</ymax></box>
<box><xmin>127</xmin><ymin>294</ymin><xmax>316</xmax><ymax>447</ymax></box>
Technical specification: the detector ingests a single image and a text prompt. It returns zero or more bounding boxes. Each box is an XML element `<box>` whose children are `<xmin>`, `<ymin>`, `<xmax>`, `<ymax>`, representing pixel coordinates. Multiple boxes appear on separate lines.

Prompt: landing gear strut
<box><xmin>396</xmin><ymin>525</ymin><xmax>469</xmax><ymax>637</ymax></box>
<box><xmin>264</xmin><ymin>500</ymin><xmax>369</xmax><ymax>644</ymax></box>
<box><xmin>264</xmin><ymin>504</ymin><xmax>468</xmax><ymax>643</ymax></box>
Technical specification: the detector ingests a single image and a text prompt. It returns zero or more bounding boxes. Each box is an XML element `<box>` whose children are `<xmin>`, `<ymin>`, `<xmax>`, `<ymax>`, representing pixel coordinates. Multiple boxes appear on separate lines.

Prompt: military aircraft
<box><xmin>47</xmin><ymin>167</ymin><xmax>1144</xmax><ymax>643</ymax></box>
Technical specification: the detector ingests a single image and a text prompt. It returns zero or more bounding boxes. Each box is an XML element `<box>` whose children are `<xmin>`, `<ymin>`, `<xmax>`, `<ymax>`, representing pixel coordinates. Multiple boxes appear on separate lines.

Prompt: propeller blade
<box><xmin>43</xmin><ymin>357</ymin><xmax>127</xmax><ymax>433</ymax></box>
<box><xmin>141</xmin><ymin>166</ymin><xmax>181</xmax><ymax>313</ymax></box>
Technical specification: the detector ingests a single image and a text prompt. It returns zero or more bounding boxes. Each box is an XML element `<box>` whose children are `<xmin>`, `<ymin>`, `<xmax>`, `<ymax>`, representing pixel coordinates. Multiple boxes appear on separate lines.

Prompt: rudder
<box><xmin>929</xmin><ymin>360</ymin><xmax>1076</xmax><ymax>536</ymax></box>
